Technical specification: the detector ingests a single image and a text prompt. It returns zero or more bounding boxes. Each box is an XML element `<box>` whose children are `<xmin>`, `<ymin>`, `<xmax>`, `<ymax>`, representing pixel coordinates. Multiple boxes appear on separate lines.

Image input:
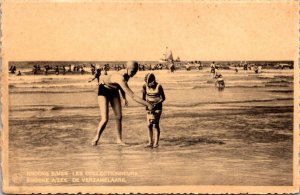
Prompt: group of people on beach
<box><xmin>45</xmin><ymin>64</ymin><xmax>86</xmax><ymax>75</ymax></box>
<box><xmin>90</xmin><ymin>61</ymin><xmax>165</xmax><ymax>148</ymax></box>
<box><xmin>210</xmin><ymin>61</ymin><xmax>264</xmax><ymax>89</ymax></box>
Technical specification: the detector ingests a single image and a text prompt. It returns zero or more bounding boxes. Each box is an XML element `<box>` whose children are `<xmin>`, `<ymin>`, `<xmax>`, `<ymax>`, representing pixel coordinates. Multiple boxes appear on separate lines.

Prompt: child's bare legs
<box><xmin>146</xmin><ymin>123</ymin><xmax>154</xmax><ymax>147</ymax></box>
<box><xmin>153</xmin><ymin>122</ymin><xmax>160</xmax><ymax>148</ymax></box>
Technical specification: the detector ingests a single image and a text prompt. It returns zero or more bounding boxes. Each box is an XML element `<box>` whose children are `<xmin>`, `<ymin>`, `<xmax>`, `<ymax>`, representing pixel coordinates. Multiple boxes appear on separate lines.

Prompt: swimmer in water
<box><xmin>214</xmin><ymin>66</ymin><xmax>222</xmax><ymax>78</ymax></box>
<box><xmin>234</xmin><ymin>65</ymin><xmax>238</xmax><ymax>73</ymax></box>
<box><xmin>92</xmin><ymin>61</ymin><xmax>153</xmax><ymax>146</ymax></box>
<box><xmin>214</xmin><ymin>67</ymin><xmax>225</xmax><ymax>88</ymax></box>
<box><xmin>142</xmin><ymin>73</ymin><xmax>165</xmax><ymax>148</ymax></box>
<box><xmin>210</xmin><ymin>61</ymin><xmax>216</xmax><ymax>74</ymax></box>
<box><xmin>254</xmin><ymin>65</ymin><xmax>259</xmax><ymax>74</ymax></box>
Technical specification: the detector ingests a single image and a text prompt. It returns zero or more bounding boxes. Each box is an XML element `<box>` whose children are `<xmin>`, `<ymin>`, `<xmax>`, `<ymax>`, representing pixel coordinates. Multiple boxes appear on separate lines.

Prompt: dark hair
<box><xmin>144</xmin><ymin>73</ymin><xmax>156</xmax><ymax>84</ymax></box>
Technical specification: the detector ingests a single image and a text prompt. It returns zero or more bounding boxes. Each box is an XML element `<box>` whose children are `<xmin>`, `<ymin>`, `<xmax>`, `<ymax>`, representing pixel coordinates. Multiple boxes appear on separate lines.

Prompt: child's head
<box><xmin>144</xmin><ymin>73</ymin><xmax>156</xmax><ymax>87</ymax></box>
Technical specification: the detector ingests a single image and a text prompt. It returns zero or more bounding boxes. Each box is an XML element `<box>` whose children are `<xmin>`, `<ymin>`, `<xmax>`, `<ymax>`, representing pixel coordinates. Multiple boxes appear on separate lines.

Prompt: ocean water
<box><xmin>8</xmin><ymin>68</ymin><xmax>294</xmax><ymax>186</ymax></box>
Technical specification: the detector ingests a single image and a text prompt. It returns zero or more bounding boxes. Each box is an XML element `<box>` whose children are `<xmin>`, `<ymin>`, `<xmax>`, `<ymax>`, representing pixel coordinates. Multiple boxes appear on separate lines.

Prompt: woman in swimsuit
<box><xmin>92</xmin><ymin>61</ymin><xmax>153</xmax><ymax>146</ymax></box>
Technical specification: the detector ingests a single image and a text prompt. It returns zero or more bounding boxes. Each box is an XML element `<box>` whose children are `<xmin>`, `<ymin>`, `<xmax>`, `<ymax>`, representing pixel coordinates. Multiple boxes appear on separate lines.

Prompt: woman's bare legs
<box><xmin>109</xmin><ymin>94</ymin><xmax>125</xmax><ymax>145</ymax></box>
<box><xmin>92</xmin><ymin>96</ymin><xmax>109</xmax><ymax>145</ymax></box>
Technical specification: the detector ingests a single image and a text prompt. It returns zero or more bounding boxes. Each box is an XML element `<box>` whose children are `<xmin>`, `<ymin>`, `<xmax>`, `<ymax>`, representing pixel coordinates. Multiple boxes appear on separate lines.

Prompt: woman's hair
<box><xmin>144</xmin><ymin>73</ymin><xmax>156</xmax><ymax>84</ymax></box>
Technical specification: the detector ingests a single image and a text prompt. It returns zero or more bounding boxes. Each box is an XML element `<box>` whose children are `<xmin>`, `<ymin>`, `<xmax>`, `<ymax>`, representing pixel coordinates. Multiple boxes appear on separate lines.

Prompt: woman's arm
<box><xmin>120</xmin><ymin>88</ymin><xmax>126</xmax><ymax>99</ymax></box>
<box><xmin>88</xmin><ymin>77</ymin><xmax>97</xmax><ymax>82</ymax></box>
<box><xmin>112</xmin><ymin>74</ymin><xmax>152</xmax><ymax>108</ymax></box>
<box><xmin>119</xmin><ymin>88</ymin><xmax>128</xmax><ymax>106</ymax></box>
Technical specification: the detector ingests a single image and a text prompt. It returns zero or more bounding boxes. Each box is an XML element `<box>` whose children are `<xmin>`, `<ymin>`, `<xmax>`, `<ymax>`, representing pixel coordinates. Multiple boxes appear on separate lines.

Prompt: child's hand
<box><xmin>147</xmin><ymin>104</ymin><xmax>154</xmax><ymax>111</ymax></box>
<box><xmin>152</xmin><ymin>102</ymin><xmax>157</xmax><ymax>109</ymax></box>
<box><xmin>124</xmin><ymin>99</ymin><xmax>128</xmax><ymax>107</ymax></box>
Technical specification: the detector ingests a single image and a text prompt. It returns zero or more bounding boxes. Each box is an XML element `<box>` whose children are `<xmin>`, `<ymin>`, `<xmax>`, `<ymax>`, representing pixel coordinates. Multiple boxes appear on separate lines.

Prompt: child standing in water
<box><xmin>142</xmin><ymin>73</ymin><xmax>166</xmax><ymax>148</ymax></box>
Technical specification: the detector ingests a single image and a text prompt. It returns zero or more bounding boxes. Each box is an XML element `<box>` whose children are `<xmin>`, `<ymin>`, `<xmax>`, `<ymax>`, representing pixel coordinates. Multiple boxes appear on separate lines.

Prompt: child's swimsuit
<box><xmin>145</xmin><ymin>84</ymin><xmax>163</xmax><ymax>110</ymax></box>
<box><xmin>145</xmin><ymin>83</ymin><xmax>163</xmax><ymax>124</ymax></box>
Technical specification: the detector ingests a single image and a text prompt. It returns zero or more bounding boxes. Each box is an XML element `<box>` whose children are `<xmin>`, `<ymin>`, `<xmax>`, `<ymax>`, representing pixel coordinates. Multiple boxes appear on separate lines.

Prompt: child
<box><xmin>142</xmin><ymin>73</ymin><xmax>166</xmax><ymax>148</ymax></box>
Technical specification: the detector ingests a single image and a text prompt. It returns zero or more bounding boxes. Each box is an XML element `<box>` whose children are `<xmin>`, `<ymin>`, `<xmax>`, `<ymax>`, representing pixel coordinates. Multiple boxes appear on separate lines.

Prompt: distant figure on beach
<box><xmin>214</xmin><ymin>66</ymin><xmax>221</xmax><ymax>78</ymax></box>
<box><xmin>214</xmin><ymin>67</ymin><xmax>225</xmax><ymax>89</ymax></box>
<box><xmin>80</xmin><ymin>66</ymin><xmax>85</xmax><ymax>74</ymax></box>
<box><xmin>142</xmin><ymin>73</ymin><xmax>165</xmax><ymax>148</ymax></box>
<box><xmin>91</xmin><ymin>64</ymin><xmax>96</xmax><ymax>75</ymax></box>
<box><xmin>235</xmin><ymin>65</ymin><xmax>238</xmax><ymax>73</ymax></box>
<box><xmin>55</xmin><ymin>65</ymin><xmax>59</xmax><ymax>75</ymax></box>
<box><xmin>254</xmin><ymin>65</ymin><xmax>259</xmax><ymax>74</ymax></box>
<box><xmin>170</xmin><ymin>62</ymin><xmax>175</xmax><ymax>73</ymax></box>
<box><xmin>33</xmin><ymin>65</ymin><xmax>38</xmax><ymax>75</ymax></box>
<box><xmin>92</xmin><ymin>61</ymin><xmax>153</xmax><ymax>146</ymax></box>
<box><xmin>210</xmin><ymin>61</ymin><xmax>216</xmax><ymax>73</ymax></box>
<box><xmin>9</xmin><ymin>65</ymin><xmax>16</xmax><ymax>74</ymax></box>
<box><xmin>17</xmin><ymin>70</ymin><xmax>22</xmax><ymax>76</ymax></box>
<box><xmin>248</xmin><ymin>64</ymin><xmax>252</xmax><ymax>70</ymax></box>
<box><xmin>198</xmin><ymin>61</ymin><xmax>203</xmax><ymax>70</ymax></box>
<box><xmin>68</xmin><ymin>64</ymin><xmax>72</xmax><ymax>72</ymax></box>
<box><xmin>88</xmin><ymin>65</ymin><xmax>102</xmax><ymax>83</ymax></box>
<box><xmin>62</xmin><ymin>66</ymin><xmax>66</xmax><ymax>75</ymax></box>
<box><xmin>103</xmin><ymin>64</ymin><xmax>109</xmax><ymax>75</ymax></box>
<box><xmin>185</xmin><ymin>63</ymin><xmax>191</xmax><ymax>71</ymax></box>
<box><xmin>44</xmin><ymin>65</ymin><xmax>51</xmax><ymax>75</ymax></box>
<box><xmin>243</xmin><ymin>63</ymin><xmax>248</xmax><ymax>70</ymax></box>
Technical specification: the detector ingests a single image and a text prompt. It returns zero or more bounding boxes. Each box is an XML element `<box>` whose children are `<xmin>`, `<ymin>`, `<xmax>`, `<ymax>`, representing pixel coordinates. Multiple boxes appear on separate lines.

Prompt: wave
<box><xmin>161</xmin><ymin>136</ymin><xmax>225</xmax><ymax>147</ymax></box>
<box><xmin>164</xmin><ymin>106</ymin><xmax>293</xmax><ymax>119</ymax></box>
<box><xmin>10</xmin><ymin>97</ymin><xmax>293</xmax><ymax>113</ymax></box>
<box><xmin>265</xmin><ymin>80</ymin><xmax>293</xmax><ymax>84</ymax></box>
<box><xmin>191</xmin><ymin>85</ymin><xmax>264</xmax><ymax>89</ymax></box>
<box><xmin>10</xmin><ymin>105</ymin><xmax>98</xmax><ymax>112</ymax></box>
<box><xmin>50</xmin><ymin>106</ymin><xmax>65</xmax><ymax>111</ymax></box>
<box><xmin>10</xmin><ymin>105</ymin><xmax>293</xmax><ymax>123</ymax></box>
<box><xmin>267</xmin><ymin>90</ymin><xmax>293</xmax><ymax>93</ymax></box>
<box><xmin>264</xmin><ymin>84</ymin><xmax>291</xmax><ymax>87</ymax></box>
<box><xmin>166</xmin><ymin>98</ymin><xmax>293</xmax><ymax>108</ymax></box>
<box><xmin>10</xmin><ymin>89</ymin><xmax>95</xmax><ymax>94</ymax></box>
<box><xmin>9</xmin><ymin>83</ymin><xmax>94</xmax><ymax>88</ymax></box>
<box><xmin>10</xmin><ymin>84</ymin><xmax>292</xmax><ymax>94</ymax></box>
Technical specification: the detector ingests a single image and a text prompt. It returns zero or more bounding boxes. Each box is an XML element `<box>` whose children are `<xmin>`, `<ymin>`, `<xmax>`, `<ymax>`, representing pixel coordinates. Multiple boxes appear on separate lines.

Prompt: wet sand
<box><xmin>8</xmin><ymin>68</ymin><xmax>293</xmax><ymax>186</ymax></box>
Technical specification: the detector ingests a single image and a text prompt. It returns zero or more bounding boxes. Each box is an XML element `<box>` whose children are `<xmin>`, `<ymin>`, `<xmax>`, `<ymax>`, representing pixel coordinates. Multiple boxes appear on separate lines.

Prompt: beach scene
<box><xmin>8</xmin><ymin>61</ymin><xmax>294</xmax><ymax>186</ymax></box>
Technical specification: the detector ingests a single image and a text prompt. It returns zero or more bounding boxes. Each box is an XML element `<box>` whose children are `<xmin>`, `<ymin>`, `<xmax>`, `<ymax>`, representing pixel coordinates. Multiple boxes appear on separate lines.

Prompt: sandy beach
<box><xmin>8</xmin><ymin>68</ymin><xmax>293</xmax><ymax>186</ymax></box>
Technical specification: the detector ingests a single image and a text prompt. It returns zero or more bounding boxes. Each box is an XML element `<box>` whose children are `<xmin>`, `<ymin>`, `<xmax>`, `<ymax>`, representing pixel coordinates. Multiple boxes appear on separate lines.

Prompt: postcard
<box><xmin>1</xmin><ymin>0</ymin><xmax>299</xmax><ymax>194</ymax></box>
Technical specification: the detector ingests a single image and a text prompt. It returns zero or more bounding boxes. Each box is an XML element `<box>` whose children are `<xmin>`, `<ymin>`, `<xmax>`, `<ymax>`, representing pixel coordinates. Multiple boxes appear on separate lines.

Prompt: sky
<box><xmin>2</xmin><ymin>1</ymin><xmax>298</xmax><ymax>61</ymax></box>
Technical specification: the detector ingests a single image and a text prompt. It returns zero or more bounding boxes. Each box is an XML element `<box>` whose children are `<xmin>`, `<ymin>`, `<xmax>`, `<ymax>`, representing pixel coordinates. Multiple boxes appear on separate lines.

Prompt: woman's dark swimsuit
<box><xmin>97</xmin><ymin>74</ymin><xmax>130</xmax><ymax>98</ymax></box>
<box><xmin>98</xmin><ymin>84</ymin><xmax>119</xmax><ymax>98</ymax></box>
